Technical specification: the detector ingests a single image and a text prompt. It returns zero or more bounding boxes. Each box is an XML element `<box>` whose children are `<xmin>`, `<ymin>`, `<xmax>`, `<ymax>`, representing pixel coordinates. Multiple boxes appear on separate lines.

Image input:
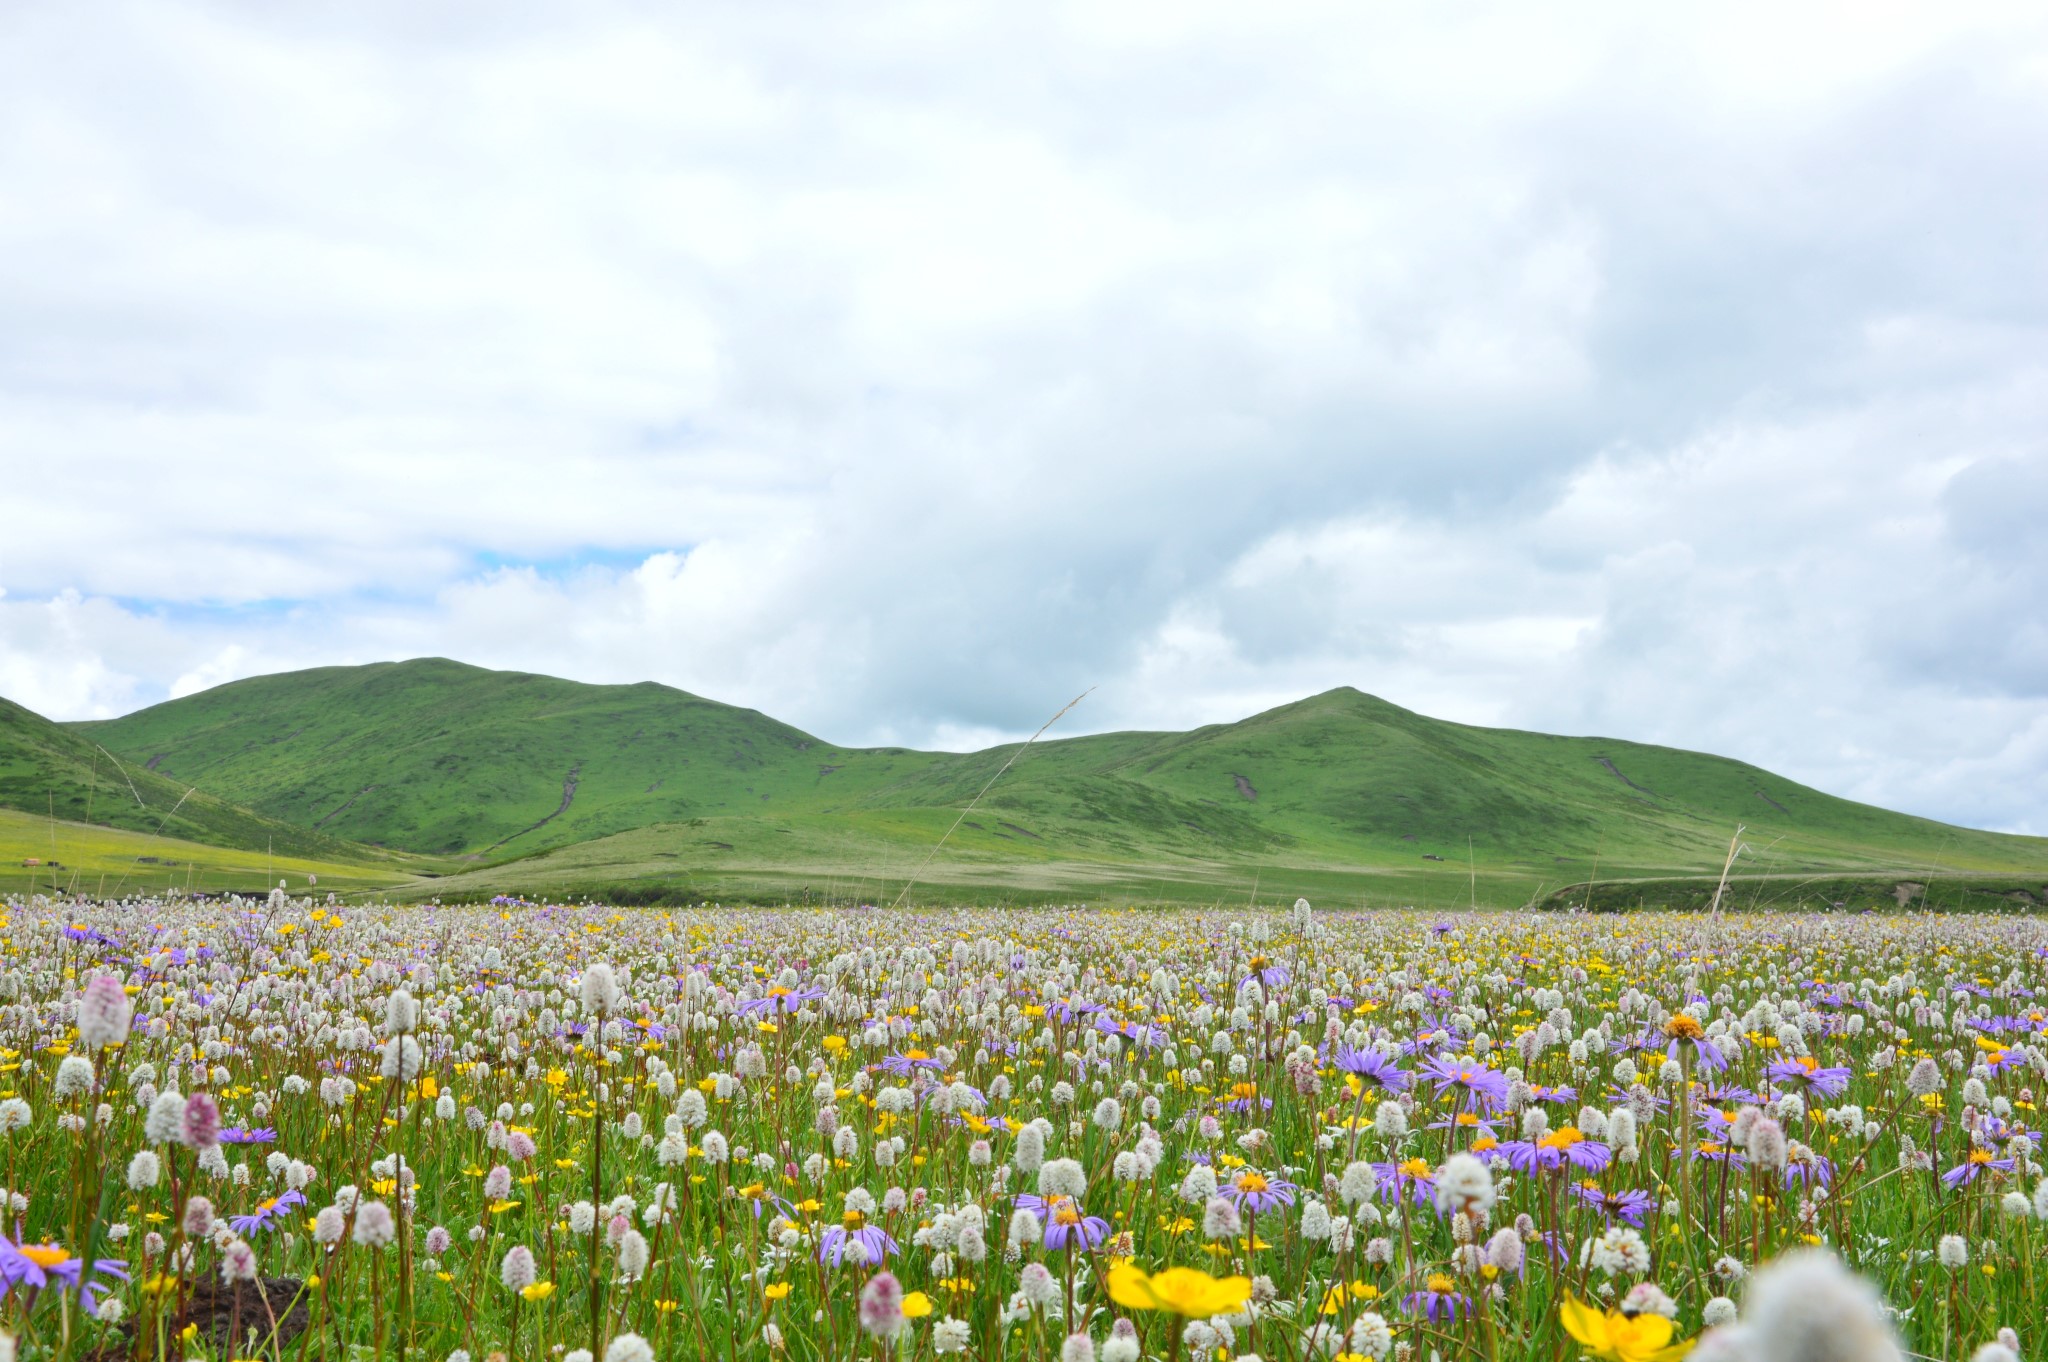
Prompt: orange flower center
<box><xmin>20</xmin><ymin>1245</ymin><xmax>70</xmax><ymax>1269</ymax></box>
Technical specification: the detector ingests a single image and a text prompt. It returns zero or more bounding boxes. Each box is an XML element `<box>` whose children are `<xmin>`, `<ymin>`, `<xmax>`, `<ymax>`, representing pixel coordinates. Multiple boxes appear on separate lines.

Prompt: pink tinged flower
<box><xmin>77</xmin><ymin>976</ymin><xmax>133</xmax><ymax>1050</ymax></box>
<box><xmin>1746</xmin><ymin>1117</ymin><xmax>1789</xmax><ymax>1172</ymax></box>
<box><xmin>859</xmin><ymin>1271</ymin><xmax>905</xmax><ymax>1336</ymax></box>
<box><xmin>220</xmin><ymin>1239</ymin><xmax>259</xmax><ymax>1283</ymax></box>
<box><xmin>182</xmin><ymin>1196</ymin><xmax>216</xmax><ymax>1238</ymax></box>
<box><xmin>484</xmin><ymin>1166</ymin><xmax>514</xmax><ymax>1200</ymax></box>
<box><xmin>500</xmin><ymin>1245</ymin><xmax>537</xmax><ymax>1292</ymax></box>
<box><xmin>181</xmin><ymin>1093</ymin><xmax>221</xmax><ymax>1151</ymax></box>
<box><xmin>506</xmin><ymin>1131</ymin><xmax>537</xmax><ymax>1161</ymax></box>
<box><xmin>353</xmin><ymin>1202</ymin><xmax>397</xmax><ymax>1248</ymax></box>
<box><xmin>1485</xmin><ymin>1228</ymin><xmax>1525</xmax><ymax>1274</ymax></box>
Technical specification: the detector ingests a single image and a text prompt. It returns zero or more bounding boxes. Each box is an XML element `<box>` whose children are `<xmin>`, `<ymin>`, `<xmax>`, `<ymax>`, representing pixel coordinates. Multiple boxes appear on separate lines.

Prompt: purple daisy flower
<box><xmin>1784</xmin><ymin>1149</ymin><xmax>1834</xmax><ymax>1188</ymax></box>
<box><xmin>1220</xmin><ymin>1170</ymin><xmax>1297</xmax><ymax>1215</ymax></box>
<box><xmin>1765</xmin><ymin>1057</ymin><xmax>1853</xmax><ymax>1099</ymax></box>
<box><xmin>1096</xmin><ymin>1016</ymin><xmax>1167</xmax><ymax>1049</ymax></box>
<box><xmin>0</xmin><ymin>1241</ymin><xmax>129</xmax><ymax>1311</ymax></box>
<box><xmin>737</xmin><ymin>985</ymin><xmax>826</xmax><ymax>1018</ymax></box>
<box><xmin>818</xmin><ymin>1219</ymin><xmax>899</xmax><ymax>1267</ymax></box>
<box><xmin>877</xmin><ymin>1050</ymin><xmax>945</xmax><ymax>1077</ymax></box>
<box><xmin>1420</xmin><ymin>1056</ymin><xmax>1510</xmax><ymax>1112</ymax></box>
<box><xmin>1524</xmin><ymin>1083</ymin><xmax>1578</xmax><ymax>1106</ymax></box>
<box><xmin>1370</xmin><ymin>1158</ymin><xmax>1438</xmax><ymax>1207</ymax></box>
<box><xmin>1334</xmin><ymin>1046</ymin><xmax>1411</xmax><ymax>1092</ymax></box>
<box><xmin>1941</xmin><ymin>1149</ymin><xmax>2014</xmax><ymax>1189</ymax></box>
<box><xmin>1039</xmin><ymin>1198</ymin><xmax>1111</xmax><ymax>1251</ymax></box>
<box><xmin>229</xmin><ymin>1189</ymin><xmax>307</xmax><ymax>1235</ymax></box>
<box><xmin>1240</xmin><ymin>956</ymin><xmax>1291</xmax><ymax>989</ymax></box>
<box><xmin>1499</xmin><ymin>1128</ymin><xmax>1611</xmax><ymax>1175</ymax></box>
<box><xmin>1569</xmin><ymin>1182</ymin><xmax>1655</xmax><ymax>1227</ymax></box>
<box><xmin>1402</xmin><ymin>1275</ymin><xmax>1473</xmax><ymax>1323</ymax></box>
<box><xmin>1654</xmin><ymin>1015</ymin><xmax>1729</xmax><ymax>1072</ymax></box>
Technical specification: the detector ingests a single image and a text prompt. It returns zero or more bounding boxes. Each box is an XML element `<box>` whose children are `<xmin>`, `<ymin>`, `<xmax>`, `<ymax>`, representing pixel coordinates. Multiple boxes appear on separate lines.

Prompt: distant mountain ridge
<box><xmin>55</xmin><ymin>659</ymin><xmax>2046</xmax><ymax>905</ymax></box>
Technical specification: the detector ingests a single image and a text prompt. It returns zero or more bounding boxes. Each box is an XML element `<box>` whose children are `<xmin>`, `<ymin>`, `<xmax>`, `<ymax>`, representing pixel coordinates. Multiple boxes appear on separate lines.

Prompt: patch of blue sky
<box><xmin>106</xmin><ymin>595</ymin><xmax>316</xmax><ymax>624</ymax></box>
<box><xmin>470</xmin><ymin>546</ymin><xmax>673</xmax><ymax>579</ymax></box>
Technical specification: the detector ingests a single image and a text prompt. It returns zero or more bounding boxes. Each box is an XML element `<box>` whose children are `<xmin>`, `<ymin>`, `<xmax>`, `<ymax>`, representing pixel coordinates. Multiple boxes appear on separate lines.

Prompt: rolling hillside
<box><xmin>73</xmin><ymin>660</ymin><xmax>945</xmax><ymax>856</ymax></box>
<box><xmin>64</xmin><ymin>658</ymin><xmax>2048</xmax><ymax>906</ymax></box>
<box><xmin>0</xmin><ymin>694</ymin><xmax>417</xmax><ymax>872</ymax></box>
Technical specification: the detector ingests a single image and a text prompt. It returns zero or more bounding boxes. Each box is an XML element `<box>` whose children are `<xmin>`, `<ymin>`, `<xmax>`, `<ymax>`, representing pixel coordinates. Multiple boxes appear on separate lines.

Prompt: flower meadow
<box><xmin>1</xmin><ymin>891</ymin><xmax>2045</xmax><ymax>1362</ymax></box>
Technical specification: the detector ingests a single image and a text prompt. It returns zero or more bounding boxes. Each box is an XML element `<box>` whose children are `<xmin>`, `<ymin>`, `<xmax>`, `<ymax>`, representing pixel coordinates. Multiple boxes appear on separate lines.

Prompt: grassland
<box><xmin>0</xmin><ymin>806</ymin><xmax>420</xmax><ymax>897</ymax></box>
<box><xmin>62</xmin><ymin>657</ymin><xmax>2048</xmax><ymax>907</ymax></box>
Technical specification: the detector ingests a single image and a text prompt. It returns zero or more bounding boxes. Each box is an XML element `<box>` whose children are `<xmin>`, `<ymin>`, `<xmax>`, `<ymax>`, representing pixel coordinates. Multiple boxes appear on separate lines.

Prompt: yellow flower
<box><xmin>1559</xmin><ymin>1299</ymin><xmax>1693</xmax><ymax>1362</ymax></box>
<box><xmin>764</xmin><ymin>1282</ymin><xmax>792</xmax><ymax>1301</ymax></box>
<box><xmin>1104</xmin><ymin>1263</ymin><xmax>1252</xmax><ymax>1319</ymax></box>
<box><xmin>901</xmin><ymin>1291</ymin><xmax>934</xmax><ymax>1319</ymax></box>
<box><xmin>520</xmin><ymin>1282</ymin><xmax>556</xmax><ymax>1303</ymax></box>
<box><xmin>1320</xmin><ymin>1280</ymin><xmax>1380</xmax><ymax>1314</ymax></box>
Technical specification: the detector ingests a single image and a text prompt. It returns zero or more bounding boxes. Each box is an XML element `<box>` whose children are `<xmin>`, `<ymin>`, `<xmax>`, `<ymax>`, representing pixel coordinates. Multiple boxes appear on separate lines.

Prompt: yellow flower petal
<box><xmin>1560</xmin><ymin>1298</ymin><xmax>1610</xmax><ymax>1349</ymax></box>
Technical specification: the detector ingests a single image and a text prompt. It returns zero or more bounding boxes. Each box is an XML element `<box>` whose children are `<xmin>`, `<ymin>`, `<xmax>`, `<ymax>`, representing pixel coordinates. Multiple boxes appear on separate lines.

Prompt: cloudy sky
<box><xmin>3</xmin><ymin>2</ymin><xmax>2044</xmax><ymax>833</ymax></box>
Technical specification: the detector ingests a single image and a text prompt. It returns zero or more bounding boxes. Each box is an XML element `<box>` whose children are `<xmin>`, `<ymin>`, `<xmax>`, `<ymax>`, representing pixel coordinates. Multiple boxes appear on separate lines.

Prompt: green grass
<box><xmin>64</xmin><ymin>658</ymin><xmax>2048</xmax><ymax>906</ymax></box>
<box><xmin>0</xmin><ymin>806</ymin><xmax>417</xmax><ymax>897</ymax></box>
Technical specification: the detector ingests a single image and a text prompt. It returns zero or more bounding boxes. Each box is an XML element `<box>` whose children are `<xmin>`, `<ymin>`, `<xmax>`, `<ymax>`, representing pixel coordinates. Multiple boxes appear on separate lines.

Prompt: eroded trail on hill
<box><xmin>314</xmin><ymin>785</ymin><xmax>378</xmax><ymax>828</ymax></box>
<box><xmin>484</xmin><ymin>763</ymin><xmax>582</xmax><ymax>852</ymax></box>
<box><xmin>1595</xmin><ymin>755</ymin><xmax>1658</xmax><ymax>799</ymax></box>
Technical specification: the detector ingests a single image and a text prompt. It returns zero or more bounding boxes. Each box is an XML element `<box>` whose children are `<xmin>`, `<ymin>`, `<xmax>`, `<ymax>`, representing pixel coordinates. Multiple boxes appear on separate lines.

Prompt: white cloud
<box><xmin>1</xmin><ymin>0</ymin><xmax>2044</xmax><ymax>833</ymax></box>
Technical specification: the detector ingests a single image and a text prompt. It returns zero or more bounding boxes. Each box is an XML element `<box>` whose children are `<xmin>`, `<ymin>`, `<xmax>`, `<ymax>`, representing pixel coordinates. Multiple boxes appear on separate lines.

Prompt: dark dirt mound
<box><xmin>90</xmin><ymin>1276</ymin><xmax>311</xmax><ymax>1361</ymax></box>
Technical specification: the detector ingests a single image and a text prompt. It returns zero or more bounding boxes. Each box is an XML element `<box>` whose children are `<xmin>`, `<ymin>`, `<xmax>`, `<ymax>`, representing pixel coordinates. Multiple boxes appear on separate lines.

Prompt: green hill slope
<box><xmin>0</xmin><ymin>695</ymin><xmax>416</xmax><ymax>871</ymax></box>
<box><xmin>73</xmin><ymin>660</ymin><xmax>947</xmax><ymax>856</ymax></box>
<box><xmin>66</xmin><ymin>658</ymin><xmax>2048</xmax><ymax>904</ymax></box>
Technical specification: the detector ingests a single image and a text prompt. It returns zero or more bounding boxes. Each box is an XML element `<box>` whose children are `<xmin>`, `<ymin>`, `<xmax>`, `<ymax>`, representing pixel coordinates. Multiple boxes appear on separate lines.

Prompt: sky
<box><xmin>2</xmin><ymin>2</ymin><xmax>2044</xmax><ymax>834</ymax></box>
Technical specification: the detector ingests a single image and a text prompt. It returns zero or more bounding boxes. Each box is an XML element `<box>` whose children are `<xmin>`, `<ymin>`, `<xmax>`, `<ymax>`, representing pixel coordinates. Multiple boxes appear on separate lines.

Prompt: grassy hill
<box><xmin>73</xmin><ymin>660</ymin><xmax>945</xmax><ymax>856</ymax></box>
<box><xmin>65</xmin><ymin>658</ymin><xmax>2048</xmax><ymax>906</ymax></box>
<box><xmin>0</xmin><ymin>695</ymin><xmax>423</xmax><ymax>880</ymax></box>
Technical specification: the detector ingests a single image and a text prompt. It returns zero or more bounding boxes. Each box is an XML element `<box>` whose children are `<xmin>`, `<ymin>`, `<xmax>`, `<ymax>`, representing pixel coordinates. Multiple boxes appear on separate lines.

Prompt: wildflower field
<box><xmin>3</xmin><ymin>893</ymin><xmax>2043</xmax><ymax>1362</ymax></box>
